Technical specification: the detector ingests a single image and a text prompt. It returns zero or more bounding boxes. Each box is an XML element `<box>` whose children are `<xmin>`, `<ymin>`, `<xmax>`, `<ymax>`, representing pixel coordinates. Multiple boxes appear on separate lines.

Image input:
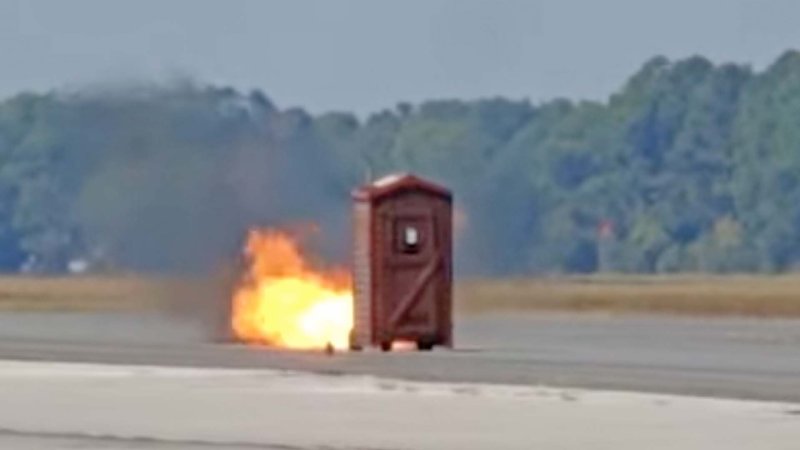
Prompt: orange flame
<box><xmin>230</xmin><ymin>228</ymin><xmax>353</xmax><ymax>350</ymax></box>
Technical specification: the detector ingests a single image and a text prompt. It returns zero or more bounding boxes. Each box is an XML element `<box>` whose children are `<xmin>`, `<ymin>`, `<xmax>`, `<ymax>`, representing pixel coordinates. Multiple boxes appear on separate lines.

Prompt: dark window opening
<box><xmin>400</xmin><ymin>225</ymin><xmax>421</xmax><ymax>253</ymax></box>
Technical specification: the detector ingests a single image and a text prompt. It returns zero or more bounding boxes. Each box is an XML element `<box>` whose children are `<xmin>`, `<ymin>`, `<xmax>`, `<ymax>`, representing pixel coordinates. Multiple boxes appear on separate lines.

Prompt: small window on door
<box><xmin>401</xmin><ymin>225</ymin><xmax>420</xmax><ymax>253</ymax></box>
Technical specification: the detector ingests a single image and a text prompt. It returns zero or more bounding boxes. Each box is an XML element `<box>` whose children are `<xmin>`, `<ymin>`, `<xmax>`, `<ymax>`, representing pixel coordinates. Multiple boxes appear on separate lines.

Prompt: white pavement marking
<box><xmin>0</xmin><ymin>360</ymin><xmax>796</xmax><ymax>450</ymax></box>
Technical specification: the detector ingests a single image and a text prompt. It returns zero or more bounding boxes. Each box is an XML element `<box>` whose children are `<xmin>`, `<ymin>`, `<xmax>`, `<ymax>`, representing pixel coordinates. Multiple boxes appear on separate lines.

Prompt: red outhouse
<box><xmin>350</xmin><ymin>173</ymin><xmax>453</xmax><ymax>351</ymax></box>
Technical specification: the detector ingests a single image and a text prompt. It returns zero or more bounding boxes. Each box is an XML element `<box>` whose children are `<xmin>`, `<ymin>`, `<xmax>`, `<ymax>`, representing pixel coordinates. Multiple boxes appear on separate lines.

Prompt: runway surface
<box><xmin>0</xmin><ymin>311</ymin><xmax>798</xmax><ymax>402</ymax></box>
<box><xmin>0</xmin><ymin>360</ymin><xmax>797</xmax><ymax>450</ymax></box>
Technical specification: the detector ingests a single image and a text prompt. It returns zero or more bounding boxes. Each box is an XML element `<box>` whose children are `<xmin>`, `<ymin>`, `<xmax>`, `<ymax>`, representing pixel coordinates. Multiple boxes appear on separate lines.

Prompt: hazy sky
<box><xmin>1</xmin><ymin>0</ymin><xmax>798</xmax><ymax>114</ymax></box>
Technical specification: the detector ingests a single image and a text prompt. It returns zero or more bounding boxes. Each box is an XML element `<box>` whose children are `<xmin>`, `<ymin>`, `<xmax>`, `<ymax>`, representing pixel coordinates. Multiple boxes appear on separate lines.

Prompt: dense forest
<box><xmin>3</xmin><ymin>51</ymin><xmax>800</xmax><ymax>275</ymax></box>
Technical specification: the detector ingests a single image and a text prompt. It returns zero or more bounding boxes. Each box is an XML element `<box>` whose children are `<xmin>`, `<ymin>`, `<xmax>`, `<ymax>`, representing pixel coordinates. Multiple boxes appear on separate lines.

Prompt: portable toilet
<box><xmin>350</xmin><ymin>173</ymin><xmax>453</xmax><ymax>351</ymax></box>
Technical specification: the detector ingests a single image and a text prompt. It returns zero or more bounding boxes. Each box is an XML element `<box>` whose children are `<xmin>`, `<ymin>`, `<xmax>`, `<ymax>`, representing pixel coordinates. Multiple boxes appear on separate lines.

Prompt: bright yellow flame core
<box><xmin>231</xmin><ymin>229</ymin><xmax>353</xmax><ymax>350</ymax></box>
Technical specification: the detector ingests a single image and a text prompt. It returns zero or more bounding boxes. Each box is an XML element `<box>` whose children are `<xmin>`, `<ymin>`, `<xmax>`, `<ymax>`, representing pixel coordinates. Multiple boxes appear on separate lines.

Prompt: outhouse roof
<box><xmin>352</xmin><ymin>173</ymin><xmax>451</xmax><ymax>201</ymax></box>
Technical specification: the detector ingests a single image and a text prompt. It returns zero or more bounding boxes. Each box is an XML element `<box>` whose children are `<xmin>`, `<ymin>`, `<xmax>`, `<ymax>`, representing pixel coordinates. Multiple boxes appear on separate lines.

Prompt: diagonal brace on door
<box><xmin>388</xmin><ymin>252</ymin><xmax>443</xmax><ymax>330</ymax></box>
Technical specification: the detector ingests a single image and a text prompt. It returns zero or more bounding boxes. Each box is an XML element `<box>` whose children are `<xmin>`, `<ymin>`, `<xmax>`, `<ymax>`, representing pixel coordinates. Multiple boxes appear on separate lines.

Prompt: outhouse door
<box><xmin>379</xmin><ymin>205</ymin><xmax>445</xmax><ymax>348</ymax></box>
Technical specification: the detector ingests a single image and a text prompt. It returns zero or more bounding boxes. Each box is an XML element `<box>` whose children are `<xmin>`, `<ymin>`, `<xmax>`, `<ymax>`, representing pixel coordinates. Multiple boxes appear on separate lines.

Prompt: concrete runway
<box><xmin>0</xmin><ymin>311</ymin><xmax>798</xmax><ymax>402</ymax></box>
<box><xmin>0</xmin><ymin>360</ymin><xmax>797</xmax><ymax>450</ymax></box>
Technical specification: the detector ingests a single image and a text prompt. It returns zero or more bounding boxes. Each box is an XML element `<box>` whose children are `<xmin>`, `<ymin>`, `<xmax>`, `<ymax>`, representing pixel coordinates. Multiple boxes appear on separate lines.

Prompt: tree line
<box><xmin>2</xmin><ymin>51</ymin><xmax>800</xmax><ymax>275</ymax></box>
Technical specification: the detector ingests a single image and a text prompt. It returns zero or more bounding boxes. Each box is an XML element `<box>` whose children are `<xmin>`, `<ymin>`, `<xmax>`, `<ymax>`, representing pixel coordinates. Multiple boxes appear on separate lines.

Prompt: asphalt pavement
<box><xmin>0</xmin><ymin>311</ymin><xmax>798</xmax><ymax>402</ymax></box>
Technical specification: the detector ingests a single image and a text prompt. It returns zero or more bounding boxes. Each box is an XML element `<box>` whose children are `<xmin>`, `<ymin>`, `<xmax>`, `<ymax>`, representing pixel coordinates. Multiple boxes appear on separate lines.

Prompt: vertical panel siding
<box><xmin>352</xmin><ymin>201</ymin><xmax>372</xmax><ymax>347</ymax></box>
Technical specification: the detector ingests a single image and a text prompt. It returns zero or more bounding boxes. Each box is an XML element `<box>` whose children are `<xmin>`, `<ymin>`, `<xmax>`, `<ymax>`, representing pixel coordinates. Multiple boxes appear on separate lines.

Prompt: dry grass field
<box><xmin>457</xmin><ymin>274</ymin><xmax>800</xmax><ymax>317</ymax></box>
<box><xmin>1</xmin><ymin>274</ymin><xmax>800</xmax><ymax>317</ymax></box>
<box><xmin>0</xmin><ymin>275</ymin><xmax>224</xmax><ymax>313</ymax></box>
